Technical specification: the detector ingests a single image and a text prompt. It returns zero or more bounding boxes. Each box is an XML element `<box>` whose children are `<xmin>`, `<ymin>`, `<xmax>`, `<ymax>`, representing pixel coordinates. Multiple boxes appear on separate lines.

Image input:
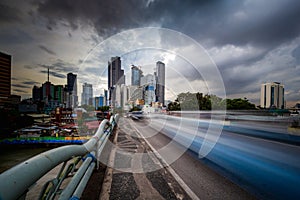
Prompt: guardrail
<box><xmin>0</xmin><ymin>114</ymin><xmax>119</xmax><ymax>200</ymax></box>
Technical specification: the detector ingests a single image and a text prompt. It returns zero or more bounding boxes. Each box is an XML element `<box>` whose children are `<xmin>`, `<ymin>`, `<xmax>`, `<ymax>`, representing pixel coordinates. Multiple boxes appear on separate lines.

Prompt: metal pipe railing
<box><xmin>71</xmin><ymin>162</ymin><xmax>96</xmax><ymax>199</ymax></box>
<box><xmin>0</xmin><ymin>114</ymin><xmax>118</xmax><ymax>200</ymax></box>
<box><xmin>58</xmin><ymin>153</ymin><xmax>95</xmax><ymax>200</ymax></box>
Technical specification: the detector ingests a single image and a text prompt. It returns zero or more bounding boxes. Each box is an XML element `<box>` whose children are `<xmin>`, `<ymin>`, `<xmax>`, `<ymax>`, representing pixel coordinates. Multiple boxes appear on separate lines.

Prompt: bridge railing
<box><xmin>0</xmin><ymin>114</ymin><xmax>119</xmax><ymax>200</ymax></box>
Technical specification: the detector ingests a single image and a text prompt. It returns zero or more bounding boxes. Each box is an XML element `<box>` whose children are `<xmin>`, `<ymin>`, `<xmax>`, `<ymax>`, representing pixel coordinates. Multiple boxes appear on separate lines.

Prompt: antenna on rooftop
<box><xmin>47</xmin><ymin>67</ymin><xmax>50</xmax><ymax>82</ymax></box>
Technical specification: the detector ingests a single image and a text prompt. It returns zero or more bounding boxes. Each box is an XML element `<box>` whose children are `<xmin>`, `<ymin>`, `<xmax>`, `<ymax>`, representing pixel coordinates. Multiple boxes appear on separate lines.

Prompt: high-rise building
<box><xmin>141</xmin><ymin>74</ymin><xmax>156</xmax><ymax>105</ymax></box>
<box><xmin>0</xmin><ymin>52</ymin><xmax>11</xmax><ymax>105</ymax></box>
<box><xmin>121</xmin><ymin>84</ymin><xmax>128</xmax><ymax>108</ymax></box>
<box><xmin>130</xmin><ymin>86</ymin><xmax>144</xmax><ymax>105</ymax></box>
<box><xmin>94</xmin><ymin>95</ymin><xmax>105</xmax><ymax>108</ymax></box>
<box><xmin>131</xmin><ymin>65</ymin><xmax>143</xmax><ymax>86</ymax></box>
<box><xmin>155</xmin><ymin>61</ymin><xmax>165</xmax><ymax>105</ymax></box>
<box><xmin>32</xmin><ymin>85</ymin><xmax>41</xmax><ymax>101</ymax></box>
<box><xmin>104</xmin><ymin>90</ymin><xmax>108</xmax><ymax>106</ymax></box>
<box><xmin>42</xmin><ymin>81</ymin><xmax>54</xmax><ymax>101</ymax></box>
<box><xmin>108</xmin><ymin>56</ymin><xmax>125</xmax><ymax>106</ymax></box>
<box><xmin>260</xmin><ymin>82</ymin><xmax>285</xmax><ymax>109</ymax></box>
<box><xmin>114</xmin><ymin>84</ymin><xmax>122</xmax><ymax>108</ymax></box>
<box><xmin>67</xmin><ymin>73</ymin><xmax>78</xmax><ymax>108</ymax></box>
<box><xmin>67</xmin><ymin>73</ymin><xmax>77</xmax><ymax>96</ymax></box>
<box><xmin>54</xmin><ymin>85</ymin><xmax>64</xmax><ymax>103</ymax></box>
<box><xmin>81</xmin><ymin>83</ymin><xmax>93</xmax><ymax>106</ymax></box>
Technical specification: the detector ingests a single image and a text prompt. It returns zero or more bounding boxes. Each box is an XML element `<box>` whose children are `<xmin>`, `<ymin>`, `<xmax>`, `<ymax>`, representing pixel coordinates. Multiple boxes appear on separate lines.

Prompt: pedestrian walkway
<box><xmin>99</xmin><ymin>117</ymin><xmax>191</xmax><ymax>200</ymax></box>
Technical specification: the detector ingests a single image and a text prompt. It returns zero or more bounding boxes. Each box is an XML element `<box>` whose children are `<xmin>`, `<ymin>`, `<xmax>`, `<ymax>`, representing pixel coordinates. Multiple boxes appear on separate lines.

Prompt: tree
<box><xmin>81</xmin><ymin>104</ymin><xmax>95</xmax><ymax>112</ymax></box>
<box><xmin>97</xmin><ymin>106</ymin><xmax>110</xmax><ymax>112</ymax></box>
<box><xmin>167</xmin><ymin>98</ymin><xmax>181</xmax><ymax>111</ymax></box>
<box><xmin>168</xmin><ymin>92</ymin><xmax>256</xmax><ymax>111</ymax></box>
<box><xmin>177</xmin><ymin>92</ymin><xmax>199</xmax><ymax>110</ymax></box>
<box><xmin>226</xmin><ymin>98</ymin><xmax>256</xmax><ymax>110</ymax></box>
<box><xmin>129</xmin><ymin>106</ymin><xmax>142</xmax><ymax>112</ymax></box>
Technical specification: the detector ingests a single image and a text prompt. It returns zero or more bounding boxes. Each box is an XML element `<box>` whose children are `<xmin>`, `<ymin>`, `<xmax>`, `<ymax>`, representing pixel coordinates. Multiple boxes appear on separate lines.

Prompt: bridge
<box><xmin>1</xmin><ymin>112</ymin><xmax>300</xmax><ymax>199</ymax></box>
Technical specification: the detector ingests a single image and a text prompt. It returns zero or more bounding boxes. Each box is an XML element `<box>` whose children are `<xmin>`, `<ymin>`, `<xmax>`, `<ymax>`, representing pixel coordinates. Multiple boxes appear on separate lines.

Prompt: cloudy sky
<box><xmin>1</xmin><ymin>0</ymin><xmax>300</xmax><ymax>106</ymax></box>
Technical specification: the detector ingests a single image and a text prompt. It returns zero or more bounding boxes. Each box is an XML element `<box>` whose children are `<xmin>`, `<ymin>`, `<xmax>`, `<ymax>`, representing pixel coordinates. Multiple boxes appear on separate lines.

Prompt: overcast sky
<box><xmin>1</xmin><ymin>0</ymin><xmax>300</xmax><ymax>106</ymax></box>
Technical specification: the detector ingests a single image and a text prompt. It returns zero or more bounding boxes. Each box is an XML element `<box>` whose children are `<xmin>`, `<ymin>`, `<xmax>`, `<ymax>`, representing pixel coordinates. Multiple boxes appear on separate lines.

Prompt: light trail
<box><xmin>142</xmin><ymin>114</ymin><xmax>300</xmax><ymax>199</ymax></box>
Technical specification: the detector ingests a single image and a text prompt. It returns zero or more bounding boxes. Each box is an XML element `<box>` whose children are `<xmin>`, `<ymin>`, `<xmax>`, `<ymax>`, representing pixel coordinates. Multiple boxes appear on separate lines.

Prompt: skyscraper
<box><xmin>42</xmin><ymin>81</ymin><xmax>54</xmax><ymax>100</ymax></box>
<box><xmin>141</xmin><ymin>74</ymin><xmax>156</xmax><ymax>105</ymax></box>
<box><xmin>108</xmin><ymin>56</ymin><xmax>125</xmax><ymax>106</ymax></box>
<box><xmin>0</xmin><ymin>52</ymin><xmax>11</xmax><ymax>103</ymax></box>
<box><xmin>32</xmin><ymin>85</ymin><xmax>41</xmax><ymax>101</ymax></box>
<box><xmin>155</xmin><ymin>61</ymin><xmax>165</xmax><ymax>105</ymax></box>
<box><xmin>131</xmin><ymin>65</ymin><xmax>143</xmax><ymax>86</ymax></box>
<box><xmin>260</xmin><ymin>82</ymin><xmax>284</xmax><ymax>109</ymax></box>
<box><xmin>67</xmin><ymin>73</ymin><xmax>77</xmax><ymax>96</ymax></box>
<box><xmin>67</xmin><ymin>73</ymin><xmax>78</xmax><ymax>108</ymax></box>
<box><xmin>81</xmin><ymin>83</ymin><xmax>93</xmax><ymax>106</ymax></box>
<box><xmin>104</xmin><ymin>89</ymin><xmax>108</xmax><ymax>106</ymax></box>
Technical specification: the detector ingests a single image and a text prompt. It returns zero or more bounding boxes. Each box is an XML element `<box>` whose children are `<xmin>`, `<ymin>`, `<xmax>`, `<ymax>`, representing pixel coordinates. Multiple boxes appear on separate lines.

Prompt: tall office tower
<box><xmin>42</xmin><ymin>81</ymin><xmax>54</xmax><ymax>101</ymax></box>
<box><xmin>104</xmin><ymin>90</ymin><xmax>108</xmax><ymax>106</ymax></box>
<box><xmin>67</xmin><ymin>73</ymin><xmax>78</xmax><ymax>108</ymax></box>
<box><xmin>141</xmin><ymin>74</ymin><xmax>156</xmax><ymax>105</ymax></box>
<box><xmin>120</xmin><ymin>84</ymin><xmax>128</xmax><ymax>108</ymax></box>
<box><xmin>54</xmin><ymin>85</ymin><xmax>64</xmax><ymax>103</ymax></box>
<box><xmin>155</xmin><ymin>61</ymin><xmax>165</xmax><ymax>105</ymax></box>
<box><xmin>32</xmin><ymin>85</ymin><xmax>41</xmax><ymax>101</ymax></box>
<box><xmin>260</xmin><ymin>82</ymin><xmax>285</xmax><ymax>109</ymax></box>
<box><xmin>81</xmin><ymin>83</ymin><xmax>93</xmax><ymax>106</ymax></box>
<box><xmin>67</xmin><ymin>73</ymin><xmax>77</xmax><ymax>96</ymax></box>
<box><xmin>94</xmin><ymin>95</ymin><xmax>105</xmax><ymax>108</ymax></box>
<box><xmin>131</xmin><ymin>65</ymin><xmax>143</xmax><ymax>86</ymax></box>
<box><xmin>127</xmin><ymin>85</ymin><xmax>138</xmax><ymax>102</ymax></box>
<box><xmin>108</xmin><ymin>56</ymin><xmax>125</xmax><ymax>106</ymax></box>
<box><xmin>0</xmin><ymin>52</ymin><xmax>11</xmax><ymax>106</ymax></box>
<box><xmin>114</xmin><ymin>84</ymin><xmax>122</xmax><ymax>108</ymax></box>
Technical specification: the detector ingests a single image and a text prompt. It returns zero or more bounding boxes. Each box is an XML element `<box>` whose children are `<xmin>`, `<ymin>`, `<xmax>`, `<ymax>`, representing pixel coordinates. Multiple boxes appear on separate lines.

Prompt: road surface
<box><xmin>124</xmin><ymin>114</ymin><xmax>300</xmax><ymax>200</ymax></box>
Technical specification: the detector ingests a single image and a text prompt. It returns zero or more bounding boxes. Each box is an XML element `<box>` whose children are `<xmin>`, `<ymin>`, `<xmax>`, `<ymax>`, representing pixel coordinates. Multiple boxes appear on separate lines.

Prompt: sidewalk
<box><xmin>99</xmin><ymin>117</ymin><xmax>192</xmax><ymax>200</ymax></box>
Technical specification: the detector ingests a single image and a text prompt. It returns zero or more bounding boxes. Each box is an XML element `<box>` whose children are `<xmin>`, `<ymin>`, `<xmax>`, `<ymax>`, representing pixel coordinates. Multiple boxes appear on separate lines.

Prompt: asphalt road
<box><xmin>126</xmin><ymin>117</ymin><xmax>254</xmax><ymax>200</ymax></box>
<box><xmin>127</xmin><ymin>114</ymin><xmax>300</xmax><ymax>200</ymax></box>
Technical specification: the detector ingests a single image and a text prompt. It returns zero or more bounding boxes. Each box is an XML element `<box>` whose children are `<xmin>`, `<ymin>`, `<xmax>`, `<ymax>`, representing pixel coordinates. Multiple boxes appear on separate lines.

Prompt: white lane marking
<box><xmin>130</xmin><ymin>119</ymin><xmax>200</xmax><ymax>200</ymax></box>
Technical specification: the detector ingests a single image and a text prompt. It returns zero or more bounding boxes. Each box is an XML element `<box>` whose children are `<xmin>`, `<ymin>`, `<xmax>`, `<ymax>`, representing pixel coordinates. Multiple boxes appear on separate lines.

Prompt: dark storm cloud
<box><xmin>0</xmin><ymin>2</ymin><xmax>21</xmax><ymax>24</ymax></box>
<box><xmin>35</xmin><ymin>0</ymin><xmax>156</xmax><ymax>37</ymax></box>
<box><xmin>2</xmin><ymin>0</ymin><xmax>299</xmax><ymax>102</ymax></box>
<box><xmin>34</xmin><ymin>0</ymin><xmax>300</xmax><ymax>49</ymax></box>
<box><xmin>22</xmin><ymin>81</ymin><xmax>40</xmax><ymax>85</ymax></box>
<box><xmin>24</xmin><ymin>65</ymin><xmax>35</xmax><ymax>69</ymax></box>
<box><xmin>38</xmin><ymin>45</ymin><xmax>56</xmax><ymax>56</ymax></box>
<box><xmin>292</xmin><ymin>45</ymin><xmax>300</xmax><ymax>65</ymax></box>
<box><xmin>13</xmin><ymin>89</ymin><xmax>27</xmax><ymax>93</ymax></box>
<box><xmin>156</xmin><ymin>0</ymin><xmax>300</xmax><ymax>48</ymax></box>
<box><xmin>12</xmin><ymin>84</ymin><xmax>31</xmax><ymax>89</ymax></box>
<box><xmin>36</xmin><ymin>59</ymin><xmax>78</xmax><ymax>79</ymax></box>
<box><xmin>0</xmin><ymin>29</ymin><xmax>34</xmax><ymax>45</ymax></box>
<box><xmin>40</xmin><ymin>70</ymin><xmax>66</xmax><ymax>79</ymax></box>
<box><xmin>38</xmin><ymin>59</ymin><xmax>76</xmax><ymax>73</ymax></box>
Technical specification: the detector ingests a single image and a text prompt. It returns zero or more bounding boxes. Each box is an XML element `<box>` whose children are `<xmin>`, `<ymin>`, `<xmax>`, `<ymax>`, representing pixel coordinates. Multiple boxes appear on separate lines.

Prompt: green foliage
<box><xmin>97</xmin><ymin>106</ymin><xmax>110</xmax><ymax>112</ymax></box>
<box><xmin>226</xmin><ymin>98</ymin><xmax>256</xmax><ymax>110</ymax></box>
<box><xmin>167</xmin><ymin>93</ymin><xmax>256</xmax><ymax>111</ymax></box>
<box><xmin>129</xmin><ymin>106</ymin><xmax>142</xmax><ymax>112</ymax></box>
<box><xmin>81</xmin><ymin>104</ymin><xmax>95</xmax><ymax>112</ymax></box>
<box><xmin>167</xmin><ymin>98</ymin><xmax>181</xmax><ymax>111</ymax></box>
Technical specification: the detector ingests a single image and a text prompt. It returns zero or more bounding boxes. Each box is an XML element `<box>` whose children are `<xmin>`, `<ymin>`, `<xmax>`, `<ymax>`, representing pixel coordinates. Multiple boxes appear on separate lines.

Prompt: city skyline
<box><xmin>0</xmin><ymin>1</ymin><xmax>300</xmax><ymax>106</ymax></box>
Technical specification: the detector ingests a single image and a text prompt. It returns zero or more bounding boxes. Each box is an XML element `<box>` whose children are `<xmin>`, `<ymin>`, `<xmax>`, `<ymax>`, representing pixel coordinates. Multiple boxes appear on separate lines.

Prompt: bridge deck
<box><xmin>96</xmin><ymin>117</ymin><xmax>191</xmax><ymax>200</ymax></box>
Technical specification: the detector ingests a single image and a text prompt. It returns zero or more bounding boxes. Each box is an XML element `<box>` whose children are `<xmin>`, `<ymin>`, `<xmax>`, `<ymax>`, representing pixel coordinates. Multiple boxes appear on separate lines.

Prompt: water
<box><xmin>0</xmin><ymin>144</ymin><xmax>53</xmax><ymax>173</ymax></box>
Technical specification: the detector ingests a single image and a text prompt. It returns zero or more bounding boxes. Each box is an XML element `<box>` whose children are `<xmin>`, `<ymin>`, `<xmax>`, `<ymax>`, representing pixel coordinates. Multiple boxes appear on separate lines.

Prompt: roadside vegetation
<box><xmin>167</xmin><ymin>92</ymin><xmax>256</xmax><ymax>111</ymax></box>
